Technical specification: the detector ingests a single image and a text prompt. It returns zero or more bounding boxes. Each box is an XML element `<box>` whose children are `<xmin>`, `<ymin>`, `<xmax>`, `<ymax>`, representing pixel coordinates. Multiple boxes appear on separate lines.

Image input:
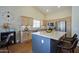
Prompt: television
<box><xmin>48</xmin><ymin>23</ymin><xmax>54</xmax><ymax>26</ymax></box>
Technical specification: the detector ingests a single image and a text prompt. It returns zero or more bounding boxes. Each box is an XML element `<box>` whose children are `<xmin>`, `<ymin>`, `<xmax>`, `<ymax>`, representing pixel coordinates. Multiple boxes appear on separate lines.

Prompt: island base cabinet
<box><xmin>32</xmin><ymin>34</ymin><xmax>58</xmax><ymax>53</ymax></box>
<box><xmin>50</xmin><ymin>39</ymin><xmax>59</xmax><ymax>53</ymax></box>
<box><xmin>32</xmin><ymin>34</ymin><xmax>50</xmax><ymax>53</ymax></box>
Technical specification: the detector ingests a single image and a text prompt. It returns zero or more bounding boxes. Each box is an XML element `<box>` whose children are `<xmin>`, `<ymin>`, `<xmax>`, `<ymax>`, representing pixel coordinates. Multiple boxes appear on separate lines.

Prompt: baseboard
<box><xmin>21</xmin><ymin>39</ymin><xmax>32</xmax><ymax>43</ymax></box>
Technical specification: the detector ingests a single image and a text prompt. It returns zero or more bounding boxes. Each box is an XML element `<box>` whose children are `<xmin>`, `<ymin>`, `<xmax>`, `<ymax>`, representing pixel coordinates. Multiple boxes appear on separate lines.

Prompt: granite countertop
<box><xmin>22</xmin><ymin>29</ymin><xmax>47</xmax><ymax>32</ymax></box>
<box><xmin>32</xmin><ymin>30</ymin><xmax>66</xmax><ymax>40</ymax></box>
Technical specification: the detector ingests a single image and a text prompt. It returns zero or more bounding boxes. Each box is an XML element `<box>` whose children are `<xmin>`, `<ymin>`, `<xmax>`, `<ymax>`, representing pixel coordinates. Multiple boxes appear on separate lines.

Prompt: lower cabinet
<box><xmin>21</xmin><ymin>31</ymin><xmax>32</xmax><ymax>43</ymax></box>
<box><xmin>32</xmin><ymin>34</ymin><xmax>58</xmax><ymax>53</ymax></box>
<box><xmin>32</xmin><ymin>34</ymin><xmax>50</xmax><ymax>53</ymax></box>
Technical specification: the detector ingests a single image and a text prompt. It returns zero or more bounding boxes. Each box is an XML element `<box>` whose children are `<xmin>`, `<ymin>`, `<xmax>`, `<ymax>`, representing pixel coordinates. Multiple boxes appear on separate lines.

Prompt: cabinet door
<box><xmin>66</xmin><ymin>17</ymin><xmax>71</xmax><ymax>37</ymax></box>
<box><xmin>28</xmin><ymin>32</ymin><xmax>32</xmax><ymax>40</ymax></box>
<box><xmin>21</xmin><ymin>16</ymin><xmax>29</xmax><ymax>25</ymax></box>
<box><xmin>21</xmin><ymin>32</ymin><xmax>29</xmax><ymax>43</ymax></box>
<box><xmin>28</xmin><ymin>17</ymin><xmax>33</xmax><ymax>26</ymax></box>
<box><xmin>32</xmin><ymin>34</ymin><xmax>50</xmax><ymax>53</ymax></box>
<box><xmin>21</xmin><ymin>16</ymin><xmax>33</xmax><ymax>26</ymax></box>
<box><xmin>42</xmin><ymin>20</ymin><xmax>48</xmax><ymax>26</ymax></box>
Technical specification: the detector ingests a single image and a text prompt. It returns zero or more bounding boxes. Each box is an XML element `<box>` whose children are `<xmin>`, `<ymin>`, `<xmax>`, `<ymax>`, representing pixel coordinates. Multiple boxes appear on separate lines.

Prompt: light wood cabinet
<box><xmin>28</xmin><ymin>18</ymin><xmax>33</xmax><ymax>26</ymax></box>
<box><xmin>21</xmin><ymin>31</ymin><xmax>29</xmax><ymax>43</ymax></box>
<box><xmin>20</xmin><ymin>16</ymin><xmax>33</xmax><ymax>43</ymax></box>
<box><xmin>42</xmin><ymin>20</ymin><xmax>56</xmax><ymax>26</ymax></box>
<box><xmin>65</xmin><ymin>17</ymin><xmax>72</xmax><ymax>37</ymax></box>
<box><xmin>21</xmin><ymin>16</ymin><xmax>29</xmax><ymax>25</ymax></box>
<box><xmin>42</xmin><ymin>20</ymin><xmax>48</xmax><ymax>26</ymax></box>
<box><xmin>20</xmin><ymin>31</ymin><xmax>32</xmax><ymax>43</ymax></box>
<box><xmin>28</xmin><ymin>32</ymin><xmax>32</xmax><ymax>40</ymax></box>
<box><xmin>21</xmin><ymin>16</ymin><xmax>33</xmax><ymax>26</ymax></box>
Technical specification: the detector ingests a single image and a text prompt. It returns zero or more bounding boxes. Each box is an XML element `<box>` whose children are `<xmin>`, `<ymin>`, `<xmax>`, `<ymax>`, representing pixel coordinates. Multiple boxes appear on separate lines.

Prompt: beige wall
<box><xmin>72</xmin><ymin>6</ymin><xmax>79</xmax><ymax>39</ymax></box>
<box><xmin>46</xmin><ymin>8</ymin><xmax>72</xmax><ymax>20</ymax></box>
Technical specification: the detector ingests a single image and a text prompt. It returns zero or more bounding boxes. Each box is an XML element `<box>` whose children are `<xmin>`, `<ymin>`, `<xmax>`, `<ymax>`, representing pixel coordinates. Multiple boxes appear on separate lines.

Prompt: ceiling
<box><xmin>34</xmin><ymin>6</ymin><xmax>72</xmax><ymax>15</ymax></box>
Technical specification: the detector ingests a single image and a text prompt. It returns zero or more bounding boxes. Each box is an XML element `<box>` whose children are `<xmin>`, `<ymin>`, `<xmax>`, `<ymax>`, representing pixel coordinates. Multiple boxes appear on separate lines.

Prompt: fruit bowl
<box><xmin>46</xmin><ymin>29</ymin><xmax>52</xmax><ymax>33</ymax></box>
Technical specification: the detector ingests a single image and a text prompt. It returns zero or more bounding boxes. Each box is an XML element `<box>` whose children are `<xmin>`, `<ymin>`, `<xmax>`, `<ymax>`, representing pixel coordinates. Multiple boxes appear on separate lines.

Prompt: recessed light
<box><xmin>46</xmin><ymin>9</ymin><xmax>49</xmax><ymax>12</ymax></box>
<box><xmin>57</xmin><ymin>6</ymin><xmax>61</xmax><ymax>8</ymax></box>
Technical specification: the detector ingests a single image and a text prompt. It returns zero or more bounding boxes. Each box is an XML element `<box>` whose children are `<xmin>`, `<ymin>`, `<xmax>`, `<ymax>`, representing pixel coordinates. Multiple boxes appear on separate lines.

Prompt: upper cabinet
<box><xmin>21</xmin><ymin>16</ymin><xmax>33</xmax><ymax>26</ymax></box>
<box><xmin>28</xmin><ymin>17</ymin><xmax>33</xmax><ymax>26</ymax></box>
<box><xmin>42</xmin><ymin>20</ymin><xmax>49</xmax><ymax>26</ymax></box>
<box><xmin>42</xmin><ymin>20</ymin><xmax>56</xmax><ymax>27</ymax></box>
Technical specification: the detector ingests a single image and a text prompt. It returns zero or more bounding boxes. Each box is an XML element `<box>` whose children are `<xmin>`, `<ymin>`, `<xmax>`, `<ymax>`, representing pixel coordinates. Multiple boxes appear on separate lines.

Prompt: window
<box><xmin>33</xmin><ymin>19</ymin><xmax>40</xmax><ymax>28</ymax></box>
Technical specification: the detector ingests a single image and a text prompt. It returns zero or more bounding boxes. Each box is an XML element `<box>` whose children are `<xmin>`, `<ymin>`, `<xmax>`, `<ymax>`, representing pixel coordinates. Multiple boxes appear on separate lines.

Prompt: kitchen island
<box><xmin>32</xmin><ymin>30</ymin><xmax>66</xmax><ymax>53</ymax></box>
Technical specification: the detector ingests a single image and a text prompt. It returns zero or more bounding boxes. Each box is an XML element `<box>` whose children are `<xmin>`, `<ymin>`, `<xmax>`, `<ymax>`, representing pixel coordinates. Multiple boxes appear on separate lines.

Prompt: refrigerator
<box><xmin>56</xmin><ymin>20</ymin><xmax>66</xmax><ymax>32</ymax></box>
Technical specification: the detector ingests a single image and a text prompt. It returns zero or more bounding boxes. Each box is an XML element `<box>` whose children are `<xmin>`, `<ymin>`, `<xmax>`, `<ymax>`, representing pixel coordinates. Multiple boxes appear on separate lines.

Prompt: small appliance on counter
<box><xmin>46</xmin><ymin>28</ymin><xmax>52</xmax><ymax>33</ymax></box>
<box><xmin>46</xmin><ymin>22</ymin><xmax>54</xmax><ymax>33</ymax></box>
